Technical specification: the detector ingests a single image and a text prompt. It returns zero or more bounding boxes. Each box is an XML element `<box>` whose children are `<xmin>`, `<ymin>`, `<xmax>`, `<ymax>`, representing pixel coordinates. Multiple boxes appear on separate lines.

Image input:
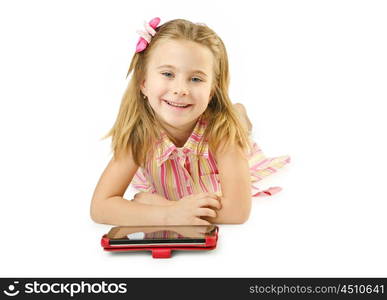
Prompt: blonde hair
<box><xmin>102</xmin><ymin>18</ymin><xmax>252</xmax><ymax>167</ymax></box>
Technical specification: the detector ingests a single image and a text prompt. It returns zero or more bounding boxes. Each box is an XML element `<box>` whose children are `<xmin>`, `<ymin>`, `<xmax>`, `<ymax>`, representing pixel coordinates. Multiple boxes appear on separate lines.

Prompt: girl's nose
<box><xmin>172</xmin><ymin>80</ymin><xmax>189</xmax><ymax>96</ymax></box>
<box><xmin>173</xmin><ymin>89</ymin><xmax>189</xmax><ymax>96</ymax></box>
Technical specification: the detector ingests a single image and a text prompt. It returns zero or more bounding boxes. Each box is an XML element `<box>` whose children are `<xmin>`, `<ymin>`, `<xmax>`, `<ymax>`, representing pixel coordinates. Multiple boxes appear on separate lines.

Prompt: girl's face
<box><xmin>140</xmin><ymin>39</ymin><xmax>214</xmax><ymax>130</ymax></box>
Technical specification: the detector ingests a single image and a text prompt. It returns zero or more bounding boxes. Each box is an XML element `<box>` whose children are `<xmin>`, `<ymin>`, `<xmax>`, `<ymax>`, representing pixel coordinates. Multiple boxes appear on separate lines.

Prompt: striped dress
<box><xmin>131</xmin><ymin>115</ymin><xmax>291</xmax><ymax>201</ymax></box>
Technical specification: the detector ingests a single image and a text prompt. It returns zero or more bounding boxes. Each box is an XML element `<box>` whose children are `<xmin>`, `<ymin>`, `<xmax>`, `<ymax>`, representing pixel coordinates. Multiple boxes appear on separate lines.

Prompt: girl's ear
<box><xmin>140</xmin><ymin>79</ymin><xmax>147</xmax><ymax>96</ymax></box>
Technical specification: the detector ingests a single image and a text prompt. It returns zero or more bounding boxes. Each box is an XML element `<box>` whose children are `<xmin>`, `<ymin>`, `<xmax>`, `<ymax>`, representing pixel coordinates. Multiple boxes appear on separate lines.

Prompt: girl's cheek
<box><xmin>146</xmin><ymin>78</ymin><xmax>164</xmax><ymax>93</ymax></box>
<box><xmin>155</xmin><ymin>83</ymin><xmax>170</xmax><ymax>96</ymax></box>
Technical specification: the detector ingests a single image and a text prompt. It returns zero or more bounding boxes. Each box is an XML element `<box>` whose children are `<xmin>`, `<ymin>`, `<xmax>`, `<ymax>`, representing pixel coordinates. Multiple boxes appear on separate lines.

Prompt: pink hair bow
<box><xmin>135</xmin><ymin>17</ymin><xmax>161</xmax><ymax>53</ymax></box>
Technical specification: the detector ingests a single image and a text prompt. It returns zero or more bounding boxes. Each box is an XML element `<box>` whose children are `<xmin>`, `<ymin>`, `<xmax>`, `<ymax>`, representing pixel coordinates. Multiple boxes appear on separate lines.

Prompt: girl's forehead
<box><xmin>148</xmin><ymin>39</ymin><xmax>214</xmax><ymax>73</ymax></box>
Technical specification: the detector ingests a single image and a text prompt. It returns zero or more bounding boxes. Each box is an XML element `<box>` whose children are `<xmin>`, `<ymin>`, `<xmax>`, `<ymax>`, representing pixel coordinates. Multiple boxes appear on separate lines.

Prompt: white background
<box><xmin>0</xmin><ymin>0</ymin><xmax>386</xmax><ymax>277</ymax></box>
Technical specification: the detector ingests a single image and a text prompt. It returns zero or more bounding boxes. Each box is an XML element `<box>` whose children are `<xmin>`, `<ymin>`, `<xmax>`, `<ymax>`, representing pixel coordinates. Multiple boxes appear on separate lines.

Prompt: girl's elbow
<box><xmin>90</xmin><ymin>200</ymin><xmax>103</xmax><ymax>224</ymax></box>
<box><xmin>90</xmin><ymin>207</ymin><xmax>101</xmax><ymax>224</ymax></box>
<box><xmin>219</xmin><ymin>198</ymin><xmax>251</xmax><ymax>224</ymax></box>
<box><xmin>233</xmin><ymin>198</ymin><xmax>251</xmax><ymax>224</ymax></box>
<box><xmin>218</xmin><ymin>207</ymin><xmax>251</xmax><ymax>224</ymax></box>
<box><xmin>235</xmin><ymin>202</ymin><xmax>252</xmax><ymax>224</ymax></box>
<box><xmin>234</xmin><ymin>210</ymin><xmax>251</xmax><ymax>224</ymax></box>
<box><xmin>218</xmin><ymin>215</ymin><xmax>249</xmax><ymax>225</ymax></box>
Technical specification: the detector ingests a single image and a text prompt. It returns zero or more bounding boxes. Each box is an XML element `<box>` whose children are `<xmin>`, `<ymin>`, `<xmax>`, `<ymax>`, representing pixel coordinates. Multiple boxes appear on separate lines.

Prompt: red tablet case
<box><xmin>101</xmin><ymin>226</ymin><xmax>219</xmax><ymax>259</ymax></box>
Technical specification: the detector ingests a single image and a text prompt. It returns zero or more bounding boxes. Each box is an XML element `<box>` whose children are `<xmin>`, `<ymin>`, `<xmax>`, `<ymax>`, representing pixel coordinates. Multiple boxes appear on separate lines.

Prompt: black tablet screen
<box><xmin>107</xmin><ymin>225</ymin><xmax>217</xmax><ymax>246</ymax></box>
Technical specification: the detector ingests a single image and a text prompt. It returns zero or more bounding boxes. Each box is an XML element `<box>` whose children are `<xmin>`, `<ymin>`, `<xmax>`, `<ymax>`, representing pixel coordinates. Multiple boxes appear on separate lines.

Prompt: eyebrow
<box><xmin>156</xmin><ymin>64</ymin><xmax>208</xmax><ymax>77</ymax></box>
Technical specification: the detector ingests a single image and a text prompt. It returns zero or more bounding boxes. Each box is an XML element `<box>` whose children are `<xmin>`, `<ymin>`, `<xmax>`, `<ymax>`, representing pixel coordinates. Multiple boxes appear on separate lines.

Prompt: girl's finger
<box><xmin>199</xmin><ymin>198</ymin><xmax>222</xmax><ymax>209</ymax></box>
<box><xmin>198</xmin><ymin>192</ymin><xmax>219</xmax><ymax>200</ymax></box>
<box><xmin>196</xmin><ymin>207</ymin><xmax>217</xmax><ymax>218</ymax></box>
<box><xmin>194</xmin><ymin>218</ymin><xmax>211</xmax><ymax>226</ymax></box>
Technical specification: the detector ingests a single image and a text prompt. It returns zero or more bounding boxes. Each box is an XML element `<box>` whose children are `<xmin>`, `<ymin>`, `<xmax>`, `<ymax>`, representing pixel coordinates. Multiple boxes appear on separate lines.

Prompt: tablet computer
<box><xmin>103</xmin><ymin>225</ymin><xmax>218</xmax><ymax>247</ymax></box>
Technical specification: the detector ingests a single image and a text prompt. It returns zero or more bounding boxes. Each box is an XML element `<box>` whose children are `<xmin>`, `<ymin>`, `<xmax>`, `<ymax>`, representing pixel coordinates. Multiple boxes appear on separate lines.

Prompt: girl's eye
<box><xmin>161</xmin><ymin>72</ymin><xmax>203</xmax><ymax>82</ymax></box>
<box><xmin>161</xmin><ymin>72</ymin><xmax>173</xmax><ymax>78</ymax></box>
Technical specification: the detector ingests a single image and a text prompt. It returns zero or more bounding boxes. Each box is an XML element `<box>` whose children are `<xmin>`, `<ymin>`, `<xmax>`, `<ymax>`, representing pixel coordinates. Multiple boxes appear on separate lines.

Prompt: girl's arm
<box><xmin>132</xmin><ymin>191</ymin><xmax>174</xmax><ymax>206</ymax></box>
<box><xmin>202</xmin><ymin>141</ymin><xmax>252</xmax><ymax>224</ymax></box>
<box><xmin>90</xmin><ymin>150</ymin><xmax>220</xmax><ymax>226</ymax></box>
<box><xmin>92</xmin><ymin>196</ymin><xmax>171</xmax><ymax>226</ymax></box>
<box><xmin>90</xmin><ymin>150</ymin><xmax>171</xmax><ymax>226</ymax></box>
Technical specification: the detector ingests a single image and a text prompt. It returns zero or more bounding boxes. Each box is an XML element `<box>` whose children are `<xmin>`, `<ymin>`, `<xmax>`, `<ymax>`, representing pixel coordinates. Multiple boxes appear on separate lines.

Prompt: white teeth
<box><xmin>166</xmin><ymin>100</ymin><xmax>189</xmax><ymax>107</ymax></box>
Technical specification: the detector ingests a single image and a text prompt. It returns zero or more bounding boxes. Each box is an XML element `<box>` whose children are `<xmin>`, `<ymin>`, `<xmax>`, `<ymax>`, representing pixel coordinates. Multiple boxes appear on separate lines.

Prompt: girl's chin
<box><xmin>157</xmin><ymin>113</ymin><xmax>200</xmax><ymax>128</ymax></box>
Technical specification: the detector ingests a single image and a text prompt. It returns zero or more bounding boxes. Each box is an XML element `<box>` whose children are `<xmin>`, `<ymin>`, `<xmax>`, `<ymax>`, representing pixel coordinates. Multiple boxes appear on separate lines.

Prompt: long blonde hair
<box><xmin>102</xmin><ymin>19</ymin><xmax>252</xmax><ymax>167</ymax></box>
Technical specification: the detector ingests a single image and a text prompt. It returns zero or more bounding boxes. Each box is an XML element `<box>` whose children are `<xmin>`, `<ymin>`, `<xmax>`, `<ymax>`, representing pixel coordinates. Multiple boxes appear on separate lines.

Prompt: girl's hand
<box><xmin>165</xmin><ymin>192</ymin><xmax>222</xmax><ymax>225</ymax></box>
<box><xmin>132</xmin><ymin>192</ymin><xmax>173</xmax><ymax>206</ymax></box>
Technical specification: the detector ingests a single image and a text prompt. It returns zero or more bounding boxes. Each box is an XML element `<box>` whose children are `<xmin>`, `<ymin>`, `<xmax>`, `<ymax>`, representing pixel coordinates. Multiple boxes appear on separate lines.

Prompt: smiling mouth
<box><xmin>163</xmin><ymin>100</ymin><xmax>192</xmax><ymax>109</ymax></box>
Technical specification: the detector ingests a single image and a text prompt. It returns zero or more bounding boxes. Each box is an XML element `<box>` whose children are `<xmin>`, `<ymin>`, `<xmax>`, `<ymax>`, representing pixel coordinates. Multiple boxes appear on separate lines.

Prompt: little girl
<box><xmin>90</xmin><ymin>18</ymin><xmax>290</xmax><ymax>226</ymax></box>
